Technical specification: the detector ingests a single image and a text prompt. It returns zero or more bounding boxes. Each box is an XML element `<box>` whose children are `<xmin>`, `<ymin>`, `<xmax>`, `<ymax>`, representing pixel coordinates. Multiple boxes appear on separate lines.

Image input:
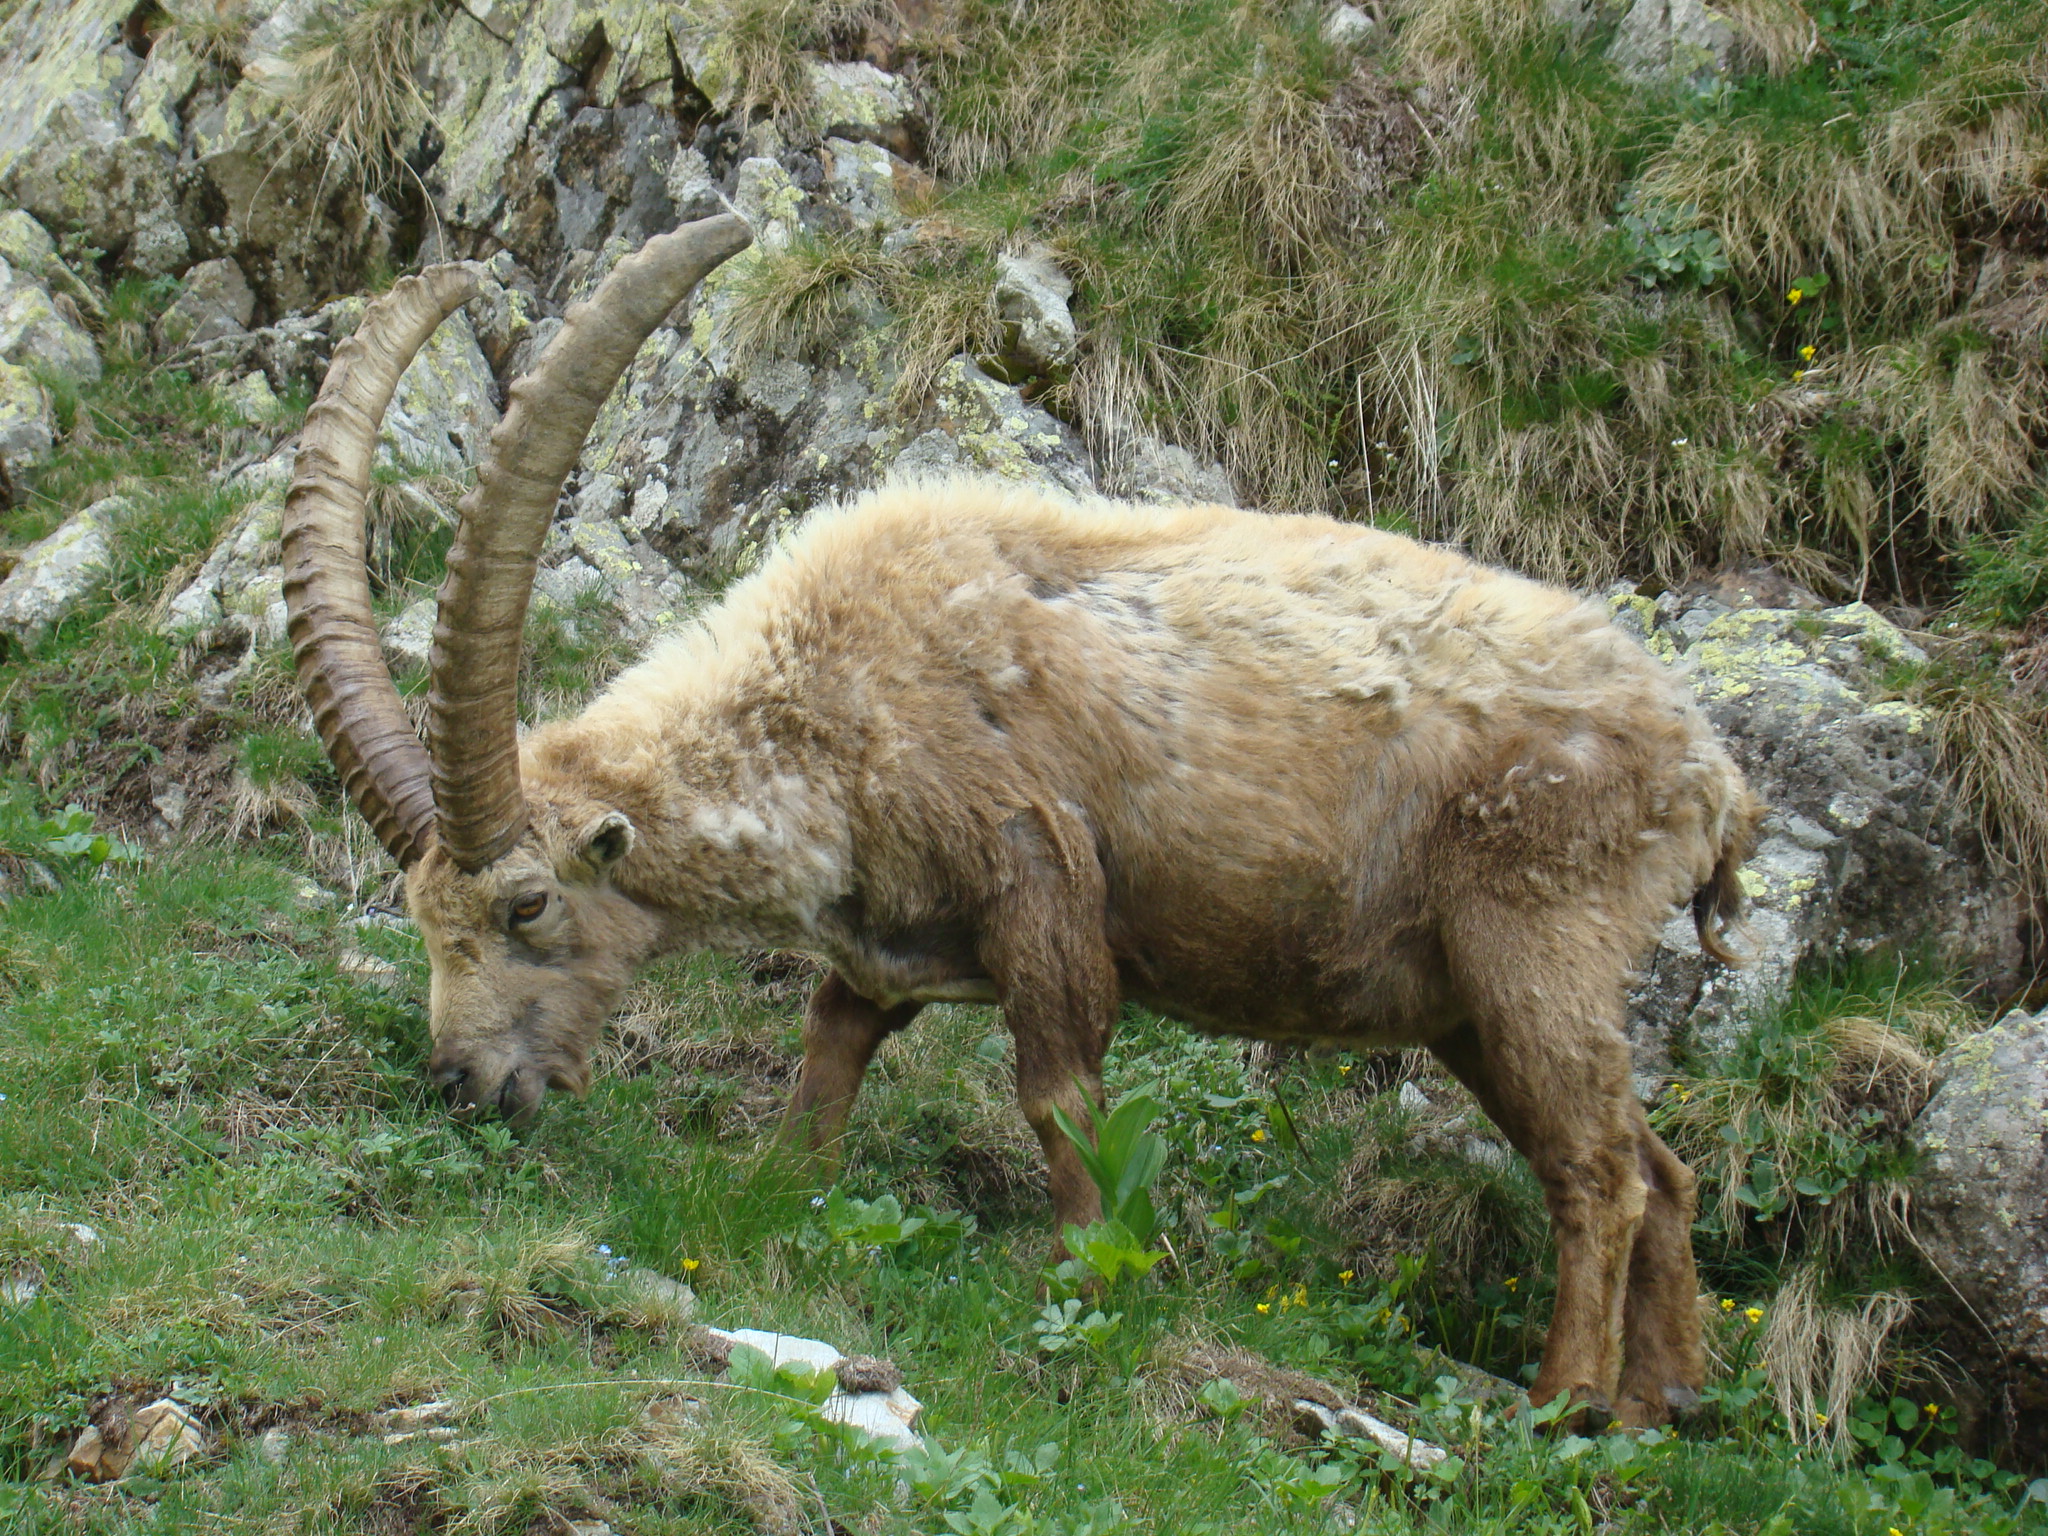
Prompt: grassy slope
<box><xmin>2</xmin><ymin>1</ymin><xmax>2047</xmax><ymax>1531</ymax></box>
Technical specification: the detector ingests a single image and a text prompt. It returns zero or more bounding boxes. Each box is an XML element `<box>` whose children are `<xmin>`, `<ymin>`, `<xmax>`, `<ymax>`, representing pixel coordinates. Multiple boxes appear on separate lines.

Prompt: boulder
<box><xmin>5</xmin><ymin>88</ymin><xmax>186</xmax><ymax>276</ymax></box>
<box><xmin>0</xmin><ymin>208</ymin><xmax>103</xmax><ymax>321</ymax></box>
<box><xmin>0</xmin><ymin>358</ymin><xmax>56</xmax><ymax>480</ymax></box>
<box><xmin>0</xmin><ymin>493</ymin><xmax>132</xmax><ymax>648</ymax></box>
<box><xmin>0</xmin><ymin>255</ymin><xmax>101</xmax><ymax>386</ymax></box>
<box><xmin>1910</xmin><ymin>1007</ymin><xmax>2048</xmax><ymax>1433</ymax></box>
<box><xmin>154</xmin><ymin>257</ymin><xmax>257</xmax><ymax>352</ymax></box>
<box><xmin>994</xmin><ymin>247</ymin><xmax>1078</xmax><ymax>377</ymax></box>
<box><xmin>1616</xmin><ymin>590</ymin><xmax>2026</xmax><ymax>1079</ymax></box>
<box><xmin>1606</xmin><ymin>0</ymin><xmax>1736</xmax><ymax>83</ymax></box>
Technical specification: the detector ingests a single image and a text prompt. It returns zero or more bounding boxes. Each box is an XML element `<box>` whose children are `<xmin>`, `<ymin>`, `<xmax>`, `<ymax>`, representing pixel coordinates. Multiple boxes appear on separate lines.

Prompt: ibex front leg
<box><xmin>778</xmin><ymin>971</ymin><xmax>921</xmax><ymax>1172</ymax></box>
<box><xmin>977</xmin><ymin>815</ymin><xmax>1118</xmax><ymax>1257</ymax></box>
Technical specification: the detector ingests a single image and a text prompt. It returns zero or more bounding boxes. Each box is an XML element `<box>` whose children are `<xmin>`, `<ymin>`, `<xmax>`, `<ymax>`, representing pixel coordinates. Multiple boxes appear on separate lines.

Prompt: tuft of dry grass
<box><xmin>1324</xmin><ymin>1073</ymin><xmax>1549</xmax><ymax>1293</ymax></box>
<box><xmin>1933</xmin><ymin>671</ymin><xmax>2048</xmax><ymax>901</ymax></box>
<box><xmin>1760</xmin><ymin>1264</ymin><xmax>1917</xmax><ymax>1454</ymax></box>
<box><xmin>278</xmin><ymin>0</ymin><xmax>441</xmax><ymax>191</ymax></box>
<box><xmin>158</xmin><ymin>0</ymin><xmax>254</xmax><ymax>69</ymax></box>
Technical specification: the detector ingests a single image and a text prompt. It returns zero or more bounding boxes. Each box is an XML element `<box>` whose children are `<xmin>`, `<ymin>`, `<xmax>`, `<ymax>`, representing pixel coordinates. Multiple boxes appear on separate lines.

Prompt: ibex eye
<box><xmin>510</xmin><ymin>893</ymin><xmax>547</xmax><ymax>925</ymax></box>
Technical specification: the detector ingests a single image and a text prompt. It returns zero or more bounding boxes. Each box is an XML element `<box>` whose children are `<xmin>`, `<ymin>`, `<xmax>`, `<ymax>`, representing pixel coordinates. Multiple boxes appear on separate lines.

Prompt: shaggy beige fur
<box><xmin>407</xmin><ymin>475</ymin><xmax>1761</xmax><ymax>1428</ymax></box>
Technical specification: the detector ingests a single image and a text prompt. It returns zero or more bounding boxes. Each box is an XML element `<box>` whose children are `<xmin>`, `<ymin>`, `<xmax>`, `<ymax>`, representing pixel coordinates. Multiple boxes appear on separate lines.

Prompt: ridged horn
<box><xmin>284</xmin><ymin>263</ymin><xmax>485</xmax><ymax>869</ymax></box>
<box><xmin>426</xmin><ymin>214</ymin><xmax>753</xmax><ymax>872</ymax></box>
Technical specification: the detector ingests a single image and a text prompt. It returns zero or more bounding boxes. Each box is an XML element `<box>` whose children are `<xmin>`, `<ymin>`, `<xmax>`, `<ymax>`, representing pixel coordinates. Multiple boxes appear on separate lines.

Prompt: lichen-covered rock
<box><xmin>154</xmin><ymin>257</ymin><xmax>257</xmax><ymax>351</ymax></box>
<box><xmin>180</xmin><ymin>77</ymin><xmax>398</xmax><ymax>313</ymax></box>
<box><xmin>1606</xmin><ymin>0</ymin><xmax>1735</xmax><ymax>83</ymax></box>
<box><xmin>0</xmin><ymin>358</ymin><xmax>56</xmax><ymax>478</ymax></box>
<box><xmin>4</xmin><ymin>68</ymin><xmax>187</xmax><ymax>276</ymax></box>
<box><xmin>1910</xmin><ymin>1008</ymin><xmax>2048</xmax><ymax>1423</ymax></box>
<box><xmin>0</xmin><ymin>493</ymin><xmax>132</xmax><ymax>647</ymax></box>
<box><xmin>0</xmin><ymin>256</ymin><xmax>101</xmax><ymax>386</ymax></box>
<box><xmin>1618</xmin><ymin>590</ymin><xmax>2025</xmax><ymax>1078</ymax></box>
<box><xmin>0</xmin><ymin>0</ymin><xmax>133</xmax><ymax>184</ymax></box>
<box><xmin>0</xmin><ymin>208</ymin><xmax>102</xmax><ymax>320</ymax></box>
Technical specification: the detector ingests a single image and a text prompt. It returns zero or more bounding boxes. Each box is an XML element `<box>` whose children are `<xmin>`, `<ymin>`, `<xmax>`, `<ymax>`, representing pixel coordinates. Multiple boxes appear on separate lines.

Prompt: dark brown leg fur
<box><xmin>977</xmin><ymin>817</ymin><xmax>1118</xmax><ymax>1253</ymax></box>
<box><xmin>1435</xmin><ymin>905</ymin><xmax>1682</xmax><ymax>1425</ymax></box>
<box><xmin>778</xmin><ymin>971</ymin><xmax>921</xmax><ymax>1170</ymax></box>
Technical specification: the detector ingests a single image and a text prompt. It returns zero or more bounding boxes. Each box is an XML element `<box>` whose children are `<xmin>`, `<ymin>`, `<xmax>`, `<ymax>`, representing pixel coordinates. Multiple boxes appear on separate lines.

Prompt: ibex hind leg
<box><xmin>1434</xmin><ymin>911</ymin><xmax>1653</xmax><ymax>1427</ymax></box>
<box><xmin>1616</xmin><ymin>1120</ymin><xmax>1706</xmax><ymax>1425</ymax></box>
<box><xmin>777</xmin><ymin>972</ymin><xmax>921</xmax><ymax>1174</ymax></box>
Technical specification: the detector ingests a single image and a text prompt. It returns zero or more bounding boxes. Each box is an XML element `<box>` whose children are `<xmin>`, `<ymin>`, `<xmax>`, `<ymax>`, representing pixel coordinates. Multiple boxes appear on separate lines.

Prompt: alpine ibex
<box><xmin>284</xmin><ymin>214</ymin><xmax>1761</xmax><ymax>1428</ymax></box>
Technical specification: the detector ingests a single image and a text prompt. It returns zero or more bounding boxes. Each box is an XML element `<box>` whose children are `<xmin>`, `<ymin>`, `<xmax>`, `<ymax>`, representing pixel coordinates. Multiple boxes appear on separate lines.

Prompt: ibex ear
<box><xmin>578</xmin><ymin>810</ymin><xmax>635</xmax><ymax>875</ymax></box>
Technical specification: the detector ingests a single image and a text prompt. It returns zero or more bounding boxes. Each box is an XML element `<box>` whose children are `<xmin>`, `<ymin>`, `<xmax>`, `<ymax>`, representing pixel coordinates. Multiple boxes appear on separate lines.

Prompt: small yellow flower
<box><xmin>1676</xmin><ymin>1086</ymin><xmax>1692</xmax><ymax>1102</ymax></box>
<box><xmin>1292</xmin><ymin>1285</ymin><xmax>1309</xmax><ymax>1308</ymax></box>
<box><xmin>1251</xmin><ymin>1128</ymin><xmax>1267</xmax><ymax>1143</ymax></box>
<box><xmin>1792</xmin><ymin>370</ymin><xmax>1806</xmax><ymax>382</ymax></box>
<box><xmin>1788</xmin><ymin>287</ymin><xmax>1804</xmax><ymax>305</ymax></box>
<box><xmin>1745</xmin><ymin>1307</ymin><xmax>1764</xmax><ymax>1324</ymax></box>
<box><xmin>1800</xmin><ymin>345</ymin><xmax>1816</xmax><ymax>361</ymax></box>
<box><xmin>1890</xmin><ymin>1528</ymin><xmax>1905</xmax><ymax>1536</ymax></box>
<box><xmin>1338</xmin><ymin>1269</ymin><xmax>1355</xmax><ymax>1283</ymax></box>
<box><xmin>1339</xmin><ymin>1064</ymin><xmax>1351</xmax><ymax>1074</ymax></box>
<box><xmin>1720</xmin><ymin>1298</ymin><xmax>1736</xmax><ymax>1313</ymax></box>
<box><xmin>682</xmin><ymin>1257</ymin><xmax>701</xmax><ymax>1273</ymax></box>
<box><xmin>1504</xmin><ymin>1277</ymin><xmax>1519</xmax><ymax>1293</ymax></box>
<box><xmin>1256</xmin><ymin>1302</ymin><xmax>1271</xmax><ymax>1314</ymax></box>
<box><xmin>1924</xmin><ymin>1402</ymin><xmax>1939</xmax><ymax>1416</ymax></box>
<box><xmin>1814</xmin><ymin>1413</ymin><xmax>1829</xmax><ymax>1427</ymax></box>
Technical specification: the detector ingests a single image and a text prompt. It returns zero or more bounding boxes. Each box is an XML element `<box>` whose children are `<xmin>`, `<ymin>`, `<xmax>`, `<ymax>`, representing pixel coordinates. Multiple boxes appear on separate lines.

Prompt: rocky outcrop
<box><xmin>1617</xmin><ymin>588</ymin><xmax>2027</xmax><ymax>1080</ymax></box>
<box><xmin>1911</xmin><ymin>1007</ymin><xmax>2048</xmax><ymax>1438</ymax></box>
<box><xmin>0</xmin><ymin>493</ymin><xmax>133</xmax><ymax>648</ymax></box>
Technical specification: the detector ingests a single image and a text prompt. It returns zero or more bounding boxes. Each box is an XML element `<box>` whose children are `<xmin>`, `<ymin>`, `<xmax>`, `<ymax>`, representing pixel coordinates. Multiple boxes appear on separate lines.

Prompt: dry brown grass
<box><xmin>1760</xmin><ymin>1264</ymin><xmax>1917</xmax><ymax>1453</ymax></box>
<box><xmin>1933</xmin><ymin>673</ymin><xmax>2048</xmax><ymax>901</ymax></box>
<box><xmin>278</xmin><ymin>0</ymin><xmax>441</xmax><ymax>191</ymax></box>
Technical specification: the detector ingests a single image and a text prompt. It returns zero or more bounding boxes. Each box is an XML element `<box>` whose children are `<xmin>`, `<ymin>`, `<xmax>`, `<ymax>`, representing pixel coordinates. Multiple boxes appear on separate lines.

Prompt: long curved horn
<box><xmin>427</xmin><ymin>213</ymin><xmax>753</xmax><ymax>871</ymax></box>
<box><xmin>284</xmin><ymin>264</ymin><xmax>484</xmax><ymax>869</ymax></box>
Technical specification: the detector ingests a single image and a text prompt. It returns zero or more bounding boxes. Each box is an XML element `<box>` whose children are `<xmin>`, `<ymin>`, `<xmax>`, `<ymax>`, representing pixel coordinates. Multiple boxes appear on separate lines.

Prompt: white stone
<box><xmin>1322</xmin><ymin>4</ymin><xmax>1377</xmax><ymax>48</ymax></box>
<box><xmin>995</xmin><ymin>247</ymin><xmax>1078</xmax><ymax>374</ymax></box>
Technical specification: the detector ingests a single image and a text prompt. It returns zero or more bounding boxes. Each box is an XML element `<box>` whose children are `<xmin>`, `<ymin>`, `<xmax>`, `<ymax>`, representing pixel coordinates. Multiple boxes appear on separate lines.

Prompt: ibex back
<box><xmin>285</xmin><ymin>216</ymin><xmax>1762</xmax><ymax>1429</ymax></box>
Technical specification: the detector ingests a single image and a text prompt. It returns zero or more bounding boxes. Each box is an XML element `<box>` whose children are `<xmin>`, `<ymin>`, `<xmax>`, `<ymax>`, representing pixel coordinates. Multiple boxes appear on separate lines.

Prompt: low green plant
<box><xmin>0</xmin><ymin>788</ymin><xmax>140</xmax><ymax>880</ymax></box>
<box><xmin>1051</xmin><ymin>1084</ymin><xmax>1167</xmax><ymax>1244</ymax></box>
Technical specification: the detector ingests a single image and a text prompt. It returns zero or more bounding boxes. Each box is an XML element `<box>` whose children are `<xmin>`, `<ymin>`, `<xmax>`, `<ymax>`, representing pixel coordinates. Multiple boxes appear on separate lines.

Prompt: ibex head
<box><xmin>283</xmin><ymin>217</ymin><xmax>752</xmax><ymax>1123</ymax></box>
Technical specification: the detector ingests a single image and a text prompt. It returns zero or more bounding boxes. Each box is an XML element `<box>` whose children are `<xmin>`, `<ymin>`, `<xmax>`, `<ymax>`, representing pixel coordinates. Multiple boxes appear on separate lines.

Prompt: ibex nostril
<box><xmin>433</xmin><ymin>1065</ymin><xmax>470</xmax><ymax>1107</ymax></box>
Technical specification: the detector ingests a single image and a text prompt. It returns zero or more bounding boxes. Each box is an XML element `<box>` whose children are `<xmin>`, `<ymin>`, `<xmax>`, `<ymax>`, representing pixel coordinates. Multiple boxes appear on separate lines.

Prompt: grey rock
<box><xmin>381</xmin><ymin>598</ymin><xmax>438</xmax><ymax>673</ymax></box>
<box><xmin>0</xmin><ymin>493</ymin><xmax>132</xmax><ymax>647</ymax></box>
<box><xmin>1618</xmin><ymin>593</ymin><xmax>2026</xmax><ymax>1077</ymax></box>
<box><xmin>823</xmin><ymin>137</ymin><xmax>911</xmax><ymax>233</ymax></box>
<box><xmin>1322</xmin><ymin>4</ymin><xmax>1378</xmax><ymax>48</ymax></box>
<box><xmin>995</xmin><ymin>247</ymin><xmax>1078</xmax><ymax>375</ymax></box>
<box><xmin>1911</xmin><ymin>1008</ymin><xmax>2048</xmax><ymax>1404</ymax></box>
<box><xmin>154</xmin><ymin>257</ymin><xmax>257</xmax><ymax>352</ymax></box>
<box><xmin>1117</xmin><ymin>433</ymin><xmax>1235</xmax><ymax>506</ymax></box>
<box><xmin>1608</xmin><ymin>0</ymin><xmax>1736</xmax><ymax>83</ymax></box>
<box><xmin>0</xmin><ymin>255</ymin><xmax>101</xmax><ymax>387</ymax></box>
<box><xmin>0</xmin><ymin>359</ymin><xmax>56</xmax><ymax>475</ymax></box>
<box><xmin>4</xmin><ymin>84</ymin><xmax>185</xmax><ymax>274</ymax></box>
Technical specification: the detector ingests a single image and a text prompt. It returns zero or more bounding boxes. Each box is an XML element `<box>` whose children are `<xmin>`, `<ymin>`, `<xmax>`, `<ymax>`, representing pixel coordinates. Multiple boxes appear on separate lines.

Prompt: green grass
<box><xmin>1</xmin><ymin>840</ymin><xmax>2042</xmax><ymax>1531</ymax></box>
